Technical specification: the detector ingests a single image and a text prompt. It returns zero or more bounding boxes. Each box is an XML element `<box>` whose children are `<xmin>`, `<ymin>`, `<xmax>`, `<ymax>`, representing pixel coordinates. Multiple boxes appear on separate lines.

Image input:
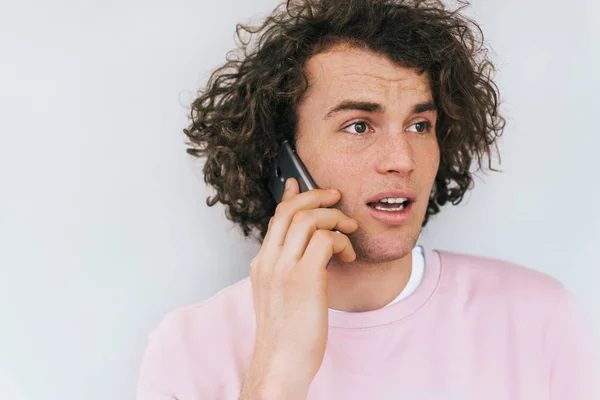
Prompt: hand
<box><xmin>240</xmin><ymin>177</ymin><xmax>358</xmax><ymax>399</ymax></box>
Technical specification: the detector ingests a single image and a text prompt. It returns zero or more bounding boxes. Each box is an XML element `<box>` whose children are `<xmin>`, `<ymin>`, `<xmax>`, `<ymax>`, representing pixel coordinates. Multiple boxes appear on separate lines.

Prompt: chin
<box><xmin>350</xmin><ymin>228</ymin><xmax>419</xmax><ymax>264</ymax></box>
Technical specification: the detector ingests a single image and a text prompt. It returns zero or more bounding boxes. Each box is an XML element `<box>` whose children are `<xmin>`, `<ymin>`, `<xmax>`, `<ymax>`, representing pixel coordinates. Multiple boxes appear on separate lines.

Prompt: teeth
<box><xmin>380</xmin><ymin>197</ymin><xmax>408</xmax><ymax>204</ymax></box>
<box><xmin>374</xmin><ymin>203</ymin><xmax>406</xmax><ymax>211</ymax></box>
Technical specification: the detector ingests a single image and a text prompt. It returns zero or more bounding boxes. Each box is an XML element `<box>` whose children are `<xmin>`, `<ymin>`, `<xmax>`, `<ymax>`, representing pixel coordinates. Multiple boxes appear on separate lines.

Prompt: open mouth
<box><xmin>367</xmin><ymin>198</ymin><xmax>413</xmax><ymax>211</ymax></box>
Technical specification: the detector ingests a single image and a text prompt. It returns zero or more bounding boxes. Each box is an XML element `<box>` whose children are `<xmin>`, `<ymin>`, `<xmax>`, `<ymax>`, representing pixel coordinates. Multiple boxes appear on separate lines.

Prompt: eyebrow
<box><xmin>323</xmin><ymin>100</ymin><xmax>437</xmax><ymax>120</ymax></box>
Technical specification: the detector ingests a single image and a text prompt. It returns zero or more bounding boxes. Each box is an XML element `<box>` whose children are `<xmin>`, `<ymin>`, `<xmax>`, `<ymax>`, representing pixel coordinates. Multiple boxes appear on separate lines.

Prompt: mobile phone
<box><xmin>267</xmin><ymin>140</ymin><xmax>342</xmax><ymax>267</ymax></box>
<box><xmin>268</xmin><ymin>139</ymin><xmax>319</xmax><ymax>203</ymax></box>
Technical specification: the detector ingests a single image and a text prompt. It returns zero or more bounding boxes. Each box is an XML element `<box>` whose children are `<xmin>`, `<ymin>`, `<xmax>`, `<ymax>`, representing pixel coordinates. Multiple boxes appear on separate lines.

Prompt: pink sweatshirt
<box><xmin>137</xmin><ymin>247</ymin><xmax>600</xmax><ymax>399</ymax></box>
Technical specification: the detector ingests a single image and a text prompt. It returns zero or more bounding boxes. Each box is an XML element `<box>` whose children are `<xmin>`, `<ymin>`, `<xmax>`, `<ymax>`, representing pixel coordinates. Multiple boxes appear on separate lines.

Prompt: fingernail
<box><xmin>285</xmin><ymin>179</ymin><xmax>291</xmax><ymax>190</ymax></box>
<box><xmin>328</xmin><ymin>189</ymin><xmax>339</xmax><ymax>194</ymax></box>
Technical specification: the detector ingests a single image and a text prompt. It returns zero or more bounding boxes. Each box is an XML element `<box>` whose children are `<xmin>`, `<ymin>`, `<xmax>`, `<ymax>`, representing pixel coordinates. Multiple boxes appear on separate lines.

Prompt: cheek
<box><xmin>314</xmin><ymin>155</ymin><xmax>360</xmax><ymax>188</ymax></box>
<box><xmin>295</xmin><ymin>139</ymin><xmax>351</xmax><ymax>189</ymax></box>
<box><xmin>418</xmin><ymin>139</ymin><xmax>440</xmax><ymax>177</ymax></box>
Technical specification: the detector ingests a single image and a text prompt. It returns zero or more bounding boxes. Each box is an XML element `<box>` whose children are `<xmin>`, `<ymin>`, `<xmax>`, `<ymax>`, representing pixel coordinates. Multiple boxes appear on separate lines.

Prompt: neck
<box><xmin>326</xmin><ymin>249</ymin><xmax>413</xmax><ymax>312</ymax></box>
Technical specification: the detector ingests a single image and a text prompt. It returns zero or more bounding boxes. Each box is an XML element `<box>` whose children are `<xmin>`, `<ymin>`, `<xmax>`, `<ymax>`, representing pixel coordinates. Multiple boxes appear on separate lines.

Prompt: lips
<box><xmin>365</xmin><ymin>189</ymin><xmax>418</xmax><ymax>205</ymax></box>
<box><xmin>366</xmin><ymin>197</ymin><xmax>414</xmax><ymax>225</ymax></box>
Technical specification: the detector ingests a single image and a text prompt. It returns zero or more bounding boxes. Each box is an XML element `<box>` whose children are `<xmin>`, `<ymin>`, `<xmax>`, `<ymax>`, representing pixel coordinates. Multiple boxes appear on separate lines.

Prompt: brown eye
<box><xmin>353</xmin><ymin>122</ymin><xmax>367</xmax><ymax>133</ymax></box>
<box><xmin>408</xmin><ymin>121</ymin><xmax>431</xmax><ymax>133</ymax></box>
<box><xmin>343</xmin><ymin>121</ymin><xmax>370</xmax><ymax>135</ymax></box>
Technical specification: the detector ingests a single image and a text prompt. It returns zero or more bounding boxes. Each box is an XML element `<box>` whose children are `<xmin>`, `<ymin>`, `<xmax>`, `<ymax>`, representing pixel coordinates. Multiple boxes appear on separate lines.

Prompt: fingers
<box><xmin>299</xmin><ymin>229</ymin><xmax>357</xmax><ymax>273</ymax></box>
<box><xmin>278</xmin><ymin>208</ymin><xmax>357</xmax><ymax>266</ymax></box>
<box><xmin>253</xmin><ymin>178</ymin><xmax>298</xmax><ymax>264</ymax></box>
<box><xmin>252</xmin><ymin>176</ymin><xmax>357</xmax><ymax>279</ymax></box>
<box><xmin>259</xmin><ymin>178</ymin><xmax>341</xmax><ymax>269</ymax></box>
<box><xmin>281</xmin><ymin>177</ymin><xmax>299</xmax><ymax>202</ymax></box>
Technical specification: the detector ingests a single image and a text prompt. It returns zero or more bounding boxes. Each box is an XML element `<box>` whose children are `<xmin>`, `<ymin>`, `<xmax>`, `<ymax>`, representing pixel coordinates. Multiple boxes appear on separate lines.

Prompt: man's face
<box><xmin>294</xmin><ymin>44</ymin><xmax>440</xmax><ymax>265</ymax></box>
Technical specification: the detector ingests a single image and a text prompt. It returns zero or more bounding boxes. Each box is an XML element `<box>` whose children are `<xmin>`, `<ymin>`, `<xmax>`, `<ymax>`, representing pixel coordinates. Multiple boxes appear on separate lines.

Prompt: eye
<box><xmin>407</xmin><ymin>120</ymin><xmax>432</xmax><ymax>133</ymax></box>
<box><xmin>342</xmin><ymin>120</ymin><xmax>371</xmax><ymax>136</ymax></box>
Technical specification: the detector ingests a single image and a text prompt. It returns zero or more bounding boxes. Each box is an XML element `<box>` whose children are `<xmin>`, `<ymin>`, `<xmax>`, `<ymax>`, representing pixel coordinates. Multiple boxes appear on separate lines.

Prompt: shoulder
<box><xmin>432</xmin><ymin>248</ymin><xmax>600</xmax><ymax>396</ymax></box>
<box><xmin>434</xmin><ymin>248</ymin><xmax>568</xmax><ymax>308</ymax></box>
<box><xmin>436</xmin><ymin>248</ymin><xmax>566</xmax><ymax>292</ymax></box>
<box><xmin>150</xmin><ymin>277</ymin><xmax>254</xmax><ymax>345</ymax></box>
<box><xmin>137</xmin><ymin>277</ymin><xmax>254</xmax><ymax>398</ymax></box>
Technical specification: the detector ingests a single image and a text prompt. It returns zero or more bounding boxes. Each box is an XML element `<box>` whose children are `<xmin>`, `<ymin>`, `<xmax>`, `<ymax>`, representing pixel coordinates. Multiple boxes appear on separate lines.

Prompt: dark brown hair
<box><xmin>183</xmin><ymin>0</ymin><xmax>505</xmax><ymax>242</ymax></box>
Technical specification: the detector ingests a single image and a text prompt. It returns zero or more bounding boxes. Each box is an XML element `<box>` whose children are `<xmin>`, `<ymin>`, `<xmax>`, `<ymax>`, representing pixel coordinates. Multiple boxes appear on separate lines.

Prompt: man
<box><xmin>137</xmin><ymin>0</ymin><xmax>600</xmax><ymax>399</ymax></box>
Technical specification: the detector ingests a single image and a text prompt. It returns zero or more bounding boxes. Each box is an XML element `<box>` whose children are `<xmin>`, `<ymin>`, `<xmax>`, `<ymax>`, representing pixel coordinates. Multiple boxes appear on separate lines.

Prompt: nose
<box><xmin>374</xmin><ymin>132</ymin><xmax>416</xmax><ymax>176</ymax></box>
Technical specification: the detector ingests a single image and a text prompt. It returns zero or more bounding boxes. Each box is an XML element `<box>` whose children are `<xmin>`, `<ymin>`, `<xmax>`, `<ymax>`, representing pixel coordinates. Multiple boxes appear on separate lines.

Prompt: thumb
<box><xmin>281</xmin><ymin>177</ymin><xmax>298</xmax><ymax>202</ymax></box>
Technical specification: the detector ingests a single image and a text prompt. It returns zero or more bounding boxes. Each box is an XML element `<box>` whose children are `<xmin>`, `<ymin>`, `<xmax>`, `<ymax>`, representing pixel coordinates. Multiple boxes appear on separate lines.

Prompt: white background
<box><xmin>1</xmin><ymin>0</ymin><xmax>599</xmax><ymax>399</ymax></box>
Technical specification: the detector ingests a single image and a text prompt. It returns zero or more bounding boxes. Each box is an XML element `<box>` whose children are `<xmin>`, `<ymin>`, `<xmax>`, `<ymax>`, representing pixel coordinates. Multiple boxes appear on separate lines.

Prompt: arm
<box><xmin>136</xmin><ymin>320</ymin><xmax>178</xmax><ymax>400</ymax></box>
<box><xmin>547</xmin><ymin>286</ymin><xmax>600</xmax><ymax>400</ymax></box>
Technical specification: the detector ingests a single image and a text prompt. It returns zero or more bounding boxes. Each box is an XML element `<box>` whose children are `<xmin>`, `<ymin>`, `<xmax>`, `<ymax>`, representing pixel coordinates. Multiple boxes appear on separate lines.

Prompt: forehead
<box><xmin>302</xmin><ymin>45</ymin><xmax>432</xmax><ymax>103</ymax></box>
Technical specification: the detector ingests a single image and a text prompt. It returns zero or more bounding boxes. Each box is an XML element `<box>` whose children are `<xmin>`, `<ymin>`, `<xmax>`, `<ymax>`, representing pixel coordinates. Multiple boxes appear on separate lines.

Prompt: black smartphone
<box><xmin>267</xmin><ymin>140</ymin><xmax>342</xmax><ymax>267</ymax></box>
<box><xmin>268</xmin><ymin>139</ymin><xmax>319</xmax><ymax>203</ymax></box>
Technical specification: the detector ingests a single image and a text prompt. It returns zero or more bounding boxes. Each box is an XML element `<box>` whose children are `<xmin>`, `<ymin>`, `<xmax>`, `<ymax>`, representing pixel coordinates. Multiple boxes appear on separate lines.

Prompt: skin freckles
<box><xmin>294</xmin><ymin>44</ymin><xmax>440</xmax><ymax>312</ymax></box>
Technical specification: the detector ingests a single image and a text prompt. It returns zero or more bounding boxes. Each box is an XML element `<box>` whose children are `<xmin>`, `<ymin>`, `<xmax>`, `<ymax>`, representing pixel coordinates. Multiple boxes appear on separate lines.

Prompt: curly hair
<box><xmin>183</xmin><ymin>0</ymin><xmax>505</xmax><ymax>243</ymax></box>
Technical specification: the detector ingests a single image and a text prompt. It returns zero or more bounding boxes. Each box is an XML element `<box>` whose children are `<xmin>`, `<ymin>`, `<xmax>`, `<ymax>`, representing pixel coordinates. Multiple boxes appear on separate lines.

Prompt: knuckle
<box><xmin>274</xmin><ymin>201</ymin><xmax>289</xmax><ymax>217</ymax></box>
<box><xmin>335</xmin><ymin>208</ymin><xmax>348</xmax><ymax>219</ymax></box>
<box><xmin>343</xmin><ymin>236</ymin><xmax>352</xmax><ymax>250</ymax></box>
<box><xmin>292</xmin><ymin>209</ymin><xmax>311</xmax><ymax>226</ymax></box>
<box><xmin>334</xmin><ymin>208</ymin><xmax>350</xmax><ymax>222</ymax></box>
<box><xmin>312</xmin><ymin>229</ymin><xmax>333</xmax><ymax>244</ymax></box>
